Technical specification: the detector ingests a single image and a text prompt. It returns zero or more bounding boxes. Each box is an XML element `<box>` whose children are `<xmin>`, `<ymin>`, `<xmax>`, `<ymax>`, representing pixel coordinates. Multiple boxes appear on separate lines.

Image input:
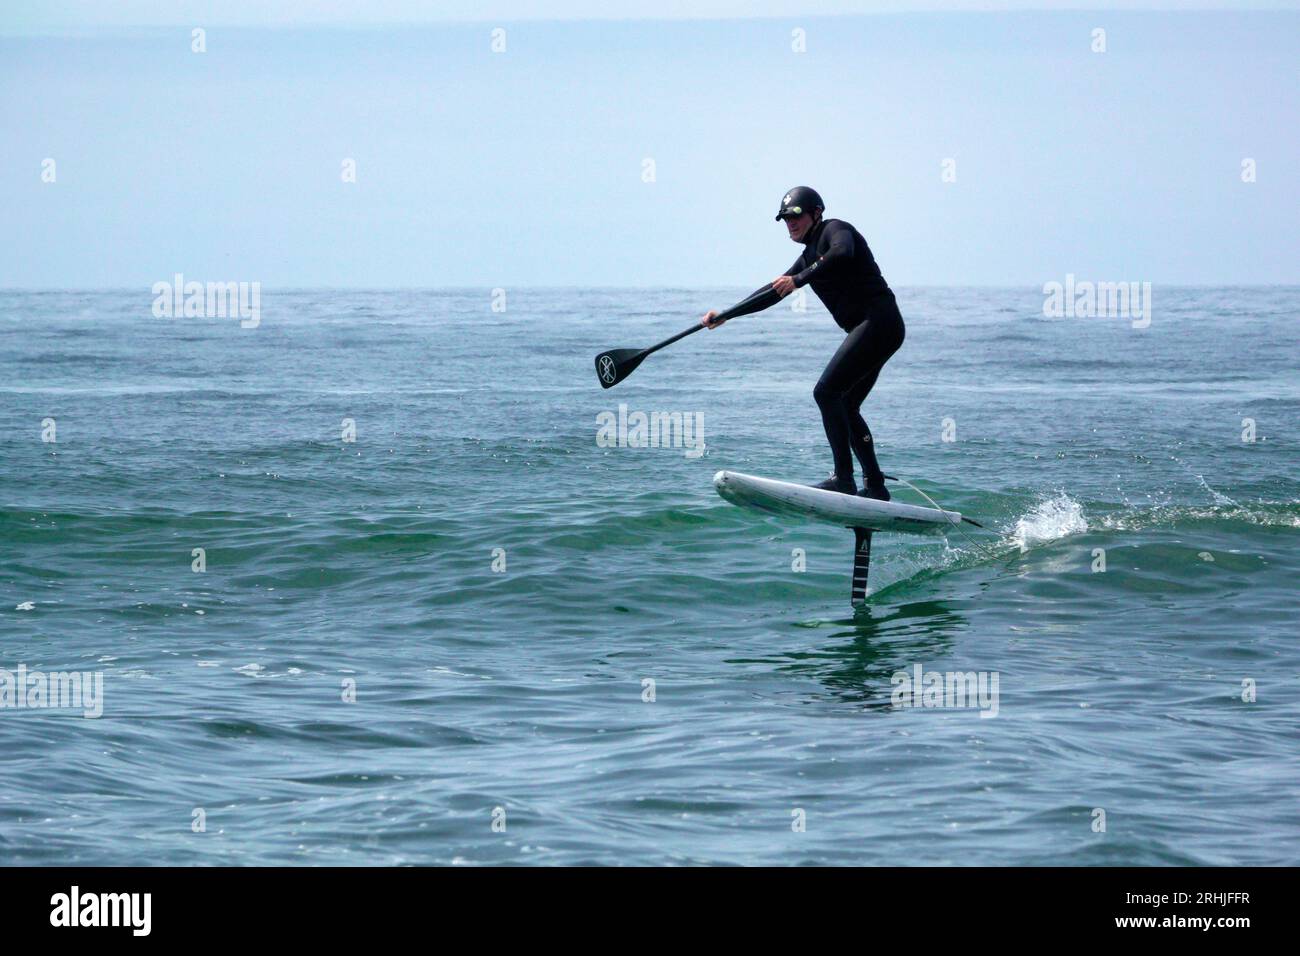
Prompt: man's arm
<box><xmin>701</xmin><ymin>282</ymin><xmax>785</xmax><ymax>327</ymax></box>
<box><xmin>702</xmin><ymin>255</ymin><xmax>808</xmax><ymax>328</ymax></box>
<box><xmin>792</xmin><ymin>221</ymin><xmax>854</xmax><ymax>287</ymax></box>
<box><xmin>739</xmin><ymin>255</ymin><xmax>801</xmax><ymax>303</ymax></box>
<box><xmin>721</xmin><ymin>283</ymin><xmax>783</xmax><ymax>320</ymax></box>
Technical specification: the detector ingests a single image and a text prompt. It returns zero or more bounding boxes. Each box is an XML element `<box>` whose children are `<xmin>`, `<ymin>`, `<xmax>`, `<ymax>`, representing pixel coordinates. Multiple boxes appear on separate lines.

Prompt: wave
<box><xmin>1009</xmin><ymin>493</ymin><xmax>1088</xmax><ymax>552</ymax></box>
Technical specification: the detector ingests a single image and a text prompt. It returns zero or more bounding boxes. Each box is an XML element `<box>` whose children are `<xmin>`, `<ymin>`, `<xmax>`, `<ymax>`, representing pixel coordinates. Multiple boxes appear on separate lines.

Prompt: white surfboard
<box><xmin>713</xmin><ymin>470</ymin><xmax>962</xmax><ymax>535</ymax></box>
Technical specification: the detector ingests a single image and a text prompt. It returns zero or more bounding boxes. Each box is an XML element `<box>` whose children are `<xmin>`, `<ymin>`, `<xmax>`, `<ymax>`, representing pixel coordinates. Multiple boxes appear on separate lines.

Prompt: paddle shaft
<box><xmin>638</xmin><ymin>283</ymin><xmax>781</xmax><ymax>360</ymax></box>
<box><xmin>639</xmin><ymin>321</ymin><xmax>704</xmax><ymax>359</ymax></box>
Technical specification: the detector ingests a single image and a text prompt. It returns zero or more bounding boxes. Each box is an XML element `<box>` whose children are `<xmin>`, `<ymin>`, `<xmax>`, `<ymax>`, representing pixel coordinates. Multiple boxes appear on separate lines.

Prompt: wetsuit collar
<box><xmin>802</xmin><ymin>216</ymin><xmax>827</xmax><ymax>247</ymax></box>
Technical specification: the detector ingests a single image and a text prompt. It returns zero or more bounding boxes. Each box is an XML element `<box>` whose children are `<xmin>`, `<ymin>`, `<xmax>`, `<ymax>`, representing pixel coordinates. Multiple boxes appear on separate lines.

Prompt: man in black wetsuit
<box><xmin>701</xmin><ymin>186</ymin><xmax>904</xmax><ymax>500</ymax></box>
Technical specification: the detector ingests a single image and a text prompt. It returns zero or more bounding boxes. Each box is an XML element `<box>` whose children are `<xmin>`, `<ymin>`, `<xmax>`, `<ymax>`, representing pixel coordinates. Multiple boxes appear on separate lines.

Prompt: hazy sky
<box><xmin>6</xmin><ymin>1</ymin><xmax>1300</xmax><ymax>30</ymax></box>
<box><xmin>2</xmin><ymin>4</ymin><xmax>1296</xmax><ymax>287</ymax></box>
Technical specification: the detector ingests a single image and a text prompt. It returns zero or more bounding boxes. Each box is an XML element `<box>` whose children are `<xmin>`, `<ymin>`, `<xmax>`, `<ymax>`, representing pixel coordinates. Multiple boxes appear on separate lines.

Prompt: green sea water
<box><xmin>1</xmin><ymin>287</ymin><xmax>1296</xmax><ymax>865</ymax></box>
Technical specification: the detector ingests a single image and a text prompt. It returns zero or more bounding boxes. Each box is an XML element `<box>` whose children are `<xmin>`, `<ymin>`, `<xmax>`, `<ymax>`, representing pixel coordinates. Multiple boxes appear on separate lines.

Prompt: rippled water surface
<box><xmin>1</xmin><ymin>287</ymin><xmax>1297</xmax><ymax>865</ymax></box>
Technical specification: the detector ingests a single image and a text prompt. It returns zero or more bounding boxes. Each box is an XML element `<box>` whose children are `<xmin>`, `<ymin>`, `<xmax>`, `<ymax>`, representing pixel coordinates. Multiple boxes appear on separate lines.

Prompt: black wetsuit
<box><xmin>789</xmin><ymin>219</ymin><xmax>904</xmax><ymax>488</ymax></box>
<box><xmin>785</xmin><ymin>218</ymin><xmax>892</xmax><ymax>332</ymax></box>
<box><xmin>719</xmin><ymin>218</ymin><xmax>904</xmax><ymax>489</ymax></box>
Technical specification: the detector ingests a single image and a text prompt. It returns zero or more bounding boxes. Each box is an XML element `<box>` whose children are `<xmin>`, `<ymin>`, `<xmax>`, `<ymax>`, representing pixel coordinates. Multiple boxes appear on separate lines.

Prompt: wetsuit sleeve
<box><xmin>714</xmin><ymin>283</ymin><xmax>783</xmax><ymax>322</ymax></box>
<box><xmin>720</xmin><ymin>257</ymin><xmax>802</xmax><ymax>320</ymax></box>
<box><xmin>710</xmin><ymin>252</ymin><xmax>813</xmax><ymax>324</ymax></box>
<box><xmin>793</xmin><ymin>221</ymin><xmax>854</xmax><ymax>287</ymax></box>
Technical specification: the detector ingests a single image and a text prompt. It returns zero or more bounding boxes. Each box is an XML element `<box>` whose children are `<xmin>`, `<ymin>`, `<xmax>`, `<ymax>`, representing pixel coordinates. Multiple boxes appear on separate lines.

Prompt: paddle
<box><xmin>594</xmin><ymin>283</ymin><xmax>781</xmax><ymax>388</ymax></box>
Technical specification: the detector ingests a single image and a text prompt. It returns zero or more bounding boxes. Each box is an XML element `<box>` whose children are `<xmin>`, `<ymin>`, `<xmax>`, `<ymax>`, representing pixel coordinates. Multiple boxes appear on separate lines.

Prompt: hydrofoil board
<box><xmin>713</xmin><ymin>470</ymin><xmax>961</xmax><ymax>535</ymax></box>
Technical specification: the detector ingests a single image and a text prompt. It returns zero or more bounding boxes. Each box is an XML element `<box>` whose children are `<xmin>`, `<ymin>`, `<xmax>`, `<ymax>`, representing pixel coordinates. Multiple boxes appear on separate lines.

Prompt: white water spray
<box><xmin>1009</xmin><ymin>493</ymin><xmax>1088</xmax><ymax>552</ymax></box>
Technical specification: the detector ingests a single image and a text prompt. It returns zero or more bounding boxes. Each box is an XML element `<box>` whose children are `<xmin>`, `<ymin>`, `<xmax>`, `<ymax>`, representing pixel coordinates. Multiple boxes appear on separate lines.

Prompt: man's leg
<box><xmin>845</xmin><ymin>368</ymin><xmax>886</xmax><ymax>487</ymax></box>
<box><xmin>814</xmin><ymin>320</ymin><xmax>889</xmax><ymax>490</ymax></box>
<box><xmin>815</xmin><ymin>311</ymin><xmax>903</xmax><ymax>493</ymax></box>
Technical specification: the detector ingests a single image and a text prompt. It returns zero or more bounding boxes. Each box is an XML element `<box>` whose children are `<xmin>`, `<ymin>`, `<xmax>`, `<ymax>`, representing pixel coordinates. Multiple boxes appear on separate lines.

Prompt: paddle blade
<box><xmin>594</xmin><ymin>348</ymin><xmax>646</xmax><ymax>388</ymax></box>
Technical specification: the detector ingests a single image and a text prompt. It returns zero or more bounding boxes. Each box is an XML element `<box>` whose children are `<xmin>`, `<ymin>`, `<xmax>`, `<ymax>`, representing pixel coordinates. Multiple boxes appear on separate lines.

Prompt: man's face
<box><xmin>783</xmin><ymin>212</ymin><xmax>814</xmax><ymax>242</ymax></box>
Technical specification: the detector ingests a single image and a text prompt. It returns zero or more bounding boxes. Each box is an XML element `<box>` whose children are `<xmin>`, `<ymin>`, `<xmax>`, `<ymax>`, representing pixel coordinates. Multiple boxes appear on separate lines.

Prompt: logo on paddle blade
<box><xmin>598</xmin><ymin>354</ymin><xmax>617</xmax><ymax>384</ymax></box>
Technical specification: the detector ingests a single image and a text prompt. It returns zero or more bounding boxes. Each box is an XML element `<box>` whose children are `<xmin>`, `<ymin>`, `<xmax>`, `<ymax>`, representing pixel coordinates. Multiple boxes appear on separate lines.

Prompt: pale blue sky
<box><xmin>7</xmin><ymin>1</ymin><xmax>1300</xmax><ymax>31</ymax></box>
<box><xmin>1</xmin><ymin>4</ymin><xmax>1296</xmax><ymax>287</ymax></box>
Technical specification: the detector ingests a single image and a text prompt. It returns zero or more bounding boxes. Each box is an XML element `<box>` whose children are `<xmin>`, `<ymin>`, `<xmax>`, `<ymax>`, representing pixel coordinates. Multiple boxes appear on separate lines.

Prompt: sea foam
<box><xmin>1009</xmin><ymin>493</ymin><xmax>1088</xmax><ymax>552</ymax></box>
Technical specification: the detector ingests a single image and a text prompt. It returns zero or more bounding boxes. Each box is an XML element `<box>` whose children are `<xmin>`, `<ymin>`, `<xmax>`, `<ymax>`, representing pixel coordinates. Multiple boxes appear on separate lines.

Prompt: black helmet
<box><xmin>775</xmin><ymin>186</ymin><xmax>824</xmax><ymax>221</ymax></box>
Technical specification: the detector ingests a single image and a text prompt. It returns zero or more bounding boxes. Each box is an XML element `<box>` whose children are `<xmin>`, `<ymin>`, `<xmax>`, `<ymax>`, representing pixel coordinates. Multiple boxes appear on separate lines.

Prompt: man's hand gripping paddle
<box><xmin>594</xmin><ymin>284</ymin><xmax>781</xmax><ymax>388</ymax></box>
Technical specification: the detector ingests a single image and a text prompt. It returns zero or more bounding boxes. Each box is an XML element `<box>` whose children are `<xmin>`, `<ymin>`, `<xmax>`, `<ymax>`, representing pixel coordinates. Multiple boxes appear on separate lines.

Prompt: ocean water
<box><xmin>1</xmin><ymin>286</ymin><xmax>1296</xmax><ymax>866</ymax></box>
